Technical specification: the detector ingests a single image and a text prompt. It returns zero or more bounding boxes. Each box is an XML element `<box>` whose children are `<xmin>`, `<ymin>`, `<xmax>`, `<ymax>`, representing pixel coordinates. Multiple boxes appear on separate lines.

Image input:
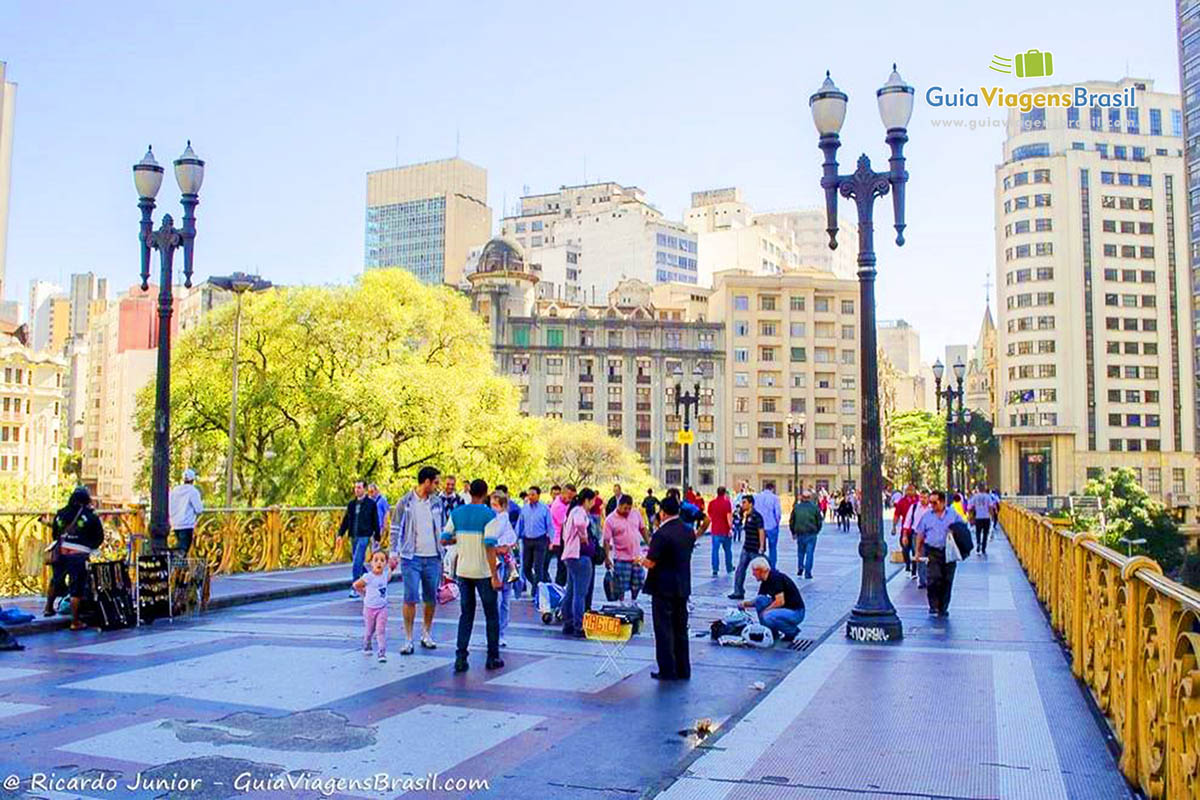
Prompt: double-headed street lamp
<box><xmin>133</xmin><ymin>143</ymin><xmax>204</xmax><ymax>552</ymax></box>
<box><xmin>932</xmin><ymin>358</ymin><xmax>966</xmax><ymax>491</ymax></box>
<box><xmin>810</xmin><ymin>65</ymin><xmax>913</xmax><ymax>642</ymax></box>
<box><xmin>841</xmin><ymin>432</ymin><xmax>857</xmax><ymax>490</ymax></box>
<box><xmin>672</xmin><ymin>363</ymin><xmax>703</xmax><ymax>491</ymax></box>
<box><xmin>208</xmin><ymin>273</ymin><xmax>273</xmax><ymax>507</ymax></box>
<box><xmin>786</xmin><ymin>413</ymin><xmax>807</xmax><ymax>499</ymax></box>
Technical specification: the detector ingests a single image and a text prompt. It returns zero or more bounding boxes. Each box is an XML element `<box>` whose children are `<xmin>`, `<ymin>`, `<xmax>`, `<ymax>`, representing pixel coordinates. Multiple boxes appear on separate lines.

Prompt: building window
<box><xmin>790</xmin><ymin>296</ymin><xmax>806</xmax><ymax>312</ymax></box>
<box><xmin>759</xmin><ymin>295</ymin><xmax>778</xmax><ymax>311</ymax></box>
<box><xmin>546</xmin><ymin>328</ymin><xmax>564</xmax><ymax>347</ymax></box>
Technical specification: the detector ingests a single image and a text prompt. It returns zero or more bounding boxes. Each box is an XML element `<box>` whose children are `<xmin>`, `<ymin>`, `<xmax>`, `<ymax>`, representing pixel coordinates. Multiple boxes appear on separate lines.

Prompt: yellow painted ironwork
<box><xmin>0</xmin><ymin>505</ymin><xmax>357</xmax><ymax>599</ymax></box>
<box><xmin>1000</xmin><ymin>503</ymin><xmax>1200</xmax><ymax>798</ymax></box>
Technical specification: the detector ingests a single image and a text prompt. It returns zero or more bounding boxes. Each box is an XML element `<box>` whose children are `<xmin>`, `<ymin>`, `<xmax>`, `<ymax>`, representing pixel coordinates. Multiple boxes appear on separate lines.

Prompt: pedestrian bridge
<box><xmin>0</xmin><ymin>504</ymin><xmax>1196</xmax><ymax>799</ymax></box>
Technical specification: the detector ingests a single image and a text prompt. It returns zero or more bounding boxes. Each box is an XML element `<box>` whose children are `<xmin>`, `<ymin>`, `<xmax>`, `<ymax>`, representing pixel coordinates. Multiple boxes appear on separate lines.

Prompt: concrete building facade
<box><xmin>365</xmin><ymin>158</ymin><xmax>491</xmax><ymax>286</ymax></box>
<box><xmin>0</xmin><ymin>63</ymin><xmax>14</xmax><ymax>299</ymax></box>
<box><xmin>0</xmin><ymin>328</ymin><xmax>65</xmax><ymax>488</ymax></box>
<box><xmin>499</xmin><ymin>182</ymin><xmax>698</xmax><ymax>301</ymax></box>
<box><xmin>709</xmin><ymin>268</ymin><xmax>863</xmax><ymax>495</ymax></box>
<box><xmin>81</xmin><ymin>286</ymin><xmax>174</xmax><ymax>504</ymax></box>
<box><xmin>994</xmin><ymin>78</ymin><xmax>1197</xmax><ymax>515</ymax></box>
<box><xmin>468</xmin><ymin>238</ymin><xmax>723</xmax><ymax>491</ymax></box>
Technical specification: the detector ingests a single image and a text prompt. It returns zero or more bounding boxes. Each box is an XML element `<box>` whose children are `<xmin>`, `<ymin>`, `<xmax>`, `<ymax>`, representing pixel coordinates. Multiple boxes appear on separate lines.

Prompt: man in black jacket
<box><xmin>728</xmin><ymin>495</ymin><xmax>765</xmax><ymax>600</ymax></box>
<box><xmin>640</xmin><ymin>496</ymin><xmax>695</xmax><ymax>681</ymax></box>
<box><xmin>337</xmin><ymin>480</ymin><xmax>380</xmax><ymax>597</ymax></box>
<box><xmin>46</xmin><ymin>487</ymin><xmax>105</xmax><ymax>630</ymax></box>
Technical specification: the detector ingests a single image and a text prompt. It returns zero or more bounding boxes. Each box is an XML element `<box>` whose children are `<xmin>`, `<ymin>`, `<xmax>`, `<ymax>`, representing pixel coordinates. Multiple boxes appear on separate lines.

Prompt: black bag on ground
<box><xmin>602</xmin><ymin>570</ymin><xmax>618</xmax><ymax>602</ymax></box>
<box><xmin>949</xmin><ymin>520</ymin><xmax>974</xmax><ymax>559</ymax></box>
<box><xmin>709</xmin><ymin>610</ymin><xmax>752</xmax><ymax>640</ymax></box>
<box><xmin>598</xmin><ymin>603</ymin><xmax>643</xmax><ymax>634</ymax></box>
<box><xmin>0</xmin><ymin>626</ymin><xmax>22</xmax><ymax>651</ymax></box>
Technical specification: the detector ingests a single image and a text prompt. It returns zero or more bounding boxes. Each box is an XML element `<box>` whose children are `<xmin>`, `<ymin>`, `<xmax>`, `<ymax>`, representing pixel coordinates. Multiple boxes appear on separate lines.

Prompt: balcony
<box><xmin>636</xmin><ymin>402</ymin><xmax>651</xmax><ymax>412</ymax></box>
<box><xmin>698</xmin><ymin>455</ymin><xmax>716</xmax><ymax>465</ymax></box>
<box><xmin>637</xmin><ymin>374</ymin><xmax>652</xmax><ymax>385</ymax></box>
<box><xmin>608</xmin><ymin>374</ymin><xmax>623</xmax><ymax>384</ymax></box>
<box><xmin>636</xmin><ymin>428</ymin><xmax>652</xmax><ymax>439</ymax></box>
<box><xmin>608</xmin><ymin>428</ymin><xmax>623</xmax><ymax>438</ymax></box>
<box><xmin>578</xmin><ymin>401</ymin><xmax>594</xmax><ymax>410</ymax></box>
<box><xmin>607</xmin><ymin>401</ymin><xmax>623</xmax><ymax>411</ymax></box>
<box><xmin>579</xmin><ymin>373</ymin><xmax>594</xmax><ymax>383</ymax></box>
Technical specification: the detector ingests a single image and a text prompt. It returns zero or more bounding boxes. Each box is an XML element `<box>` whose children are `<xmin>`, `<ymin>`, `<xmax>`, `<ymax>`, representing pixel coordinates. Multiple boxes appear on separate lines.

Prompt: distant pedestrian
<box><xmin>367</xmin><ymin>483</ymin><xmax>390</xmax><ymax>541</ymax></box>
<box><xmin>441</xmin><ymin>476</ymin><xmax>466</xmax><ymax>515</ymax></box>
<box><xmin>517</xmin><ymin>485</ymin><xmax>552</xmax><ymax>601</ymax></box>
<box><xmin>731</xmin><ymin>481</ymin><xmax>751</xmax><ymax>544</ymax></box>
<box><xmin>641</xmin><ymin>495</ymin><xmax>695</xmax><ymax>680</ymax></box>
<box><xmin>443</xmin><ymin>478</ymin><xmax>504</xmax><ymax>673</ymax></box>
<box><xmin>488</xmin><ymin>491</ymin><xmax>518</xmax><ymax>647</ymax></box>
<box><xmin>353</xmin><ymin>549</ymin><xmax>397</xmax><ymax>662</ymax></box>
<box><xmin>168</xmin><ymin>467</ymin><xmax>203</xmax><ymax>556</ymax></box>
<box><xmin>902</xmin><ymin>490</ymin><xmax>932</xmax><ymax>586</ymax></box>
<box><xmin>670</xmin><ymin>487</ymin><xmax>709</xmax><ymax>538</ymax></box>
<box><xmin>390</xmin><ymin>466</ymin><xmax>446</xmax><ymax>654</ymax></box>
<box><xmin>603</xmin><ymin>494</ymin><xmax>649</xmax><ymax>605</ymax></box>
<box><xmin>605</xmin><ymin>484</ymin><xmax>623</xmax><ymax>517</ymax></box>
<box><xmin>737</xmin><ymin>557</ymin><xmax>805</xmax><ymax>640</ymax></box>
<box><xmin>914</xmin><ymin>491</ymin><xmax>964</xmax><ymax>617</ymax></box>
<box><xmin>836</xmin><ymin>495</ymin><xmax>854</xmax><ymax>532</ymax></box>
<box><xmin>967</xmin><ymin>484</ymin><xmax>996</xmax><ymax>555</ymax></box>
<box><xmin>548</xmin><ymin>484</ymin><xmax>575</xmax><ymax>586</ymax></box>
<box><xmin>642</xmin><ymin>489</ymin><xmax>660</xmax><ymax>532</ymax></box>
<box><xmin>706</xmin><ymin>487</ymin><xmax>734</xmax><ymax>577</ymax></box>
<box><xmin>337</xmin><ymin>480</ymin><xmax>380</xmax><ymax>597</ymax></box>
<box><xmin>754</xmin><ymin>483</ymin><xmax>782</xmax><ymax>568</ymax></box>
<box><xmin>728</xmin><ymin>495</ymin><xmax>765</xmax><ymax>600</ymax></box>
<box><xmin>789</xmin><ymin>489</ymin><xmax>822</xmax><ymax>579</ymax></box>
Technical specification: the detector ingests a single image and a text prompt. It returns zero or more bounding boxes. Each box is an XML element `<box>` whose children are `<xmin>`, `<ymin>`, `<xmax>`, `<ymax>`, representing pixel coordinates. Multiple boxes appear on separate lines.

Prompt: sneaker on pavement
<box><xmin>727</xmin><ymin>593</ymin><xmax>745</xmax><ymax>600</ymax></box>
<box><xmin>453</xmin><ymin>659</ymin><xmax>469</xmax><ymax>673</ymax></box>
<box><xmin>362</xmin><ymin>646</ymin><xmax>372</xmax><ymax>655</ymax></box>
<box><xmin>500</xmin><ymin>638</ymin><xmax>508</xmax><ymax>648</ymax></box>
<box><xmin>377</xmin><ymin>653</ymin><xmax>387</xmax><ymax>662</ymax></box>
<box><xmin>485</xmin><ymin>657</ymin><xmax>505</xmax><ymax>670</ymax></box>
<box><xmin>400</xmin><ymin>641</ymin><xmax>414</xmax><ymax>655</ymax></box>
<box><xmin>420</xmin><ymin>634</ymin><xmax>437</xmax><ymax>650</ymax></box>
<box><xmin>348</xmin><ymin>591</ymin><xmax>360</xmax><ymax>599</ymax></box>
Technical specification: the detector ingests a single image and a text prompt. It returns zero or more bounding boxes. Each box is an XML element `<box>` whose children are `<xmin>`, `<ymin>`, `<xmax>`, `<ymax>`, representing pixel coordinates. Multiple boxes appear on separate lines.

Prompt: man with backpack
<box><xmin>789</xmin><ymin>489</ymin><xmax>823</xmax><ymax>579</ymax></box>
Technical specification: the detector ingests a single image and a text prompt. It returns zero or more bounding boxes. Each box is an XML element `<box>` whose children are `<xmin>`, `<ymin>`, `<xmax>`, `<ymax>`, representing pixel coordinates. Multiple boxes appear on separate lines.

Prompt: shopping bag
<box><xmin>945</xmin><ymin>528</ymin><xmax>963</xmax><ymax>563</ymax></box>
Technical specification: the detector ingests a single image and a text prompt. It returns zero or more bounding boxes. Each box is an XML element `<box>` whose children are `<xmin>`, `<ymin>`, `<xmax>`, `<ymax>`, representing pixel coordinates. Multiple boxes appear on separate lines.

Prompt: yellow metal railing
<box><xmin>1000</xmin><ymin>503</ymin><xmax>1200</xmax><ymax>798</ymax></box>
<box><xmin>0</xmin><ymin>506</ymin><xmax>357</xmax><ymax>598</ymax></box>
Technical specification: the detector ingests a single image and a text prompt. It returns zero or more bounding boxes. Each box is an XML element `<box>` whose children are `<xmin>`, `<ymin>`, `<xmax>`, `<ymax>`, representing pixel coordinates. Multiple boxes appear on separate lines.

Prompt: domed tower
<box><xmin>468</xmin><ymin>237</ymin><xmax>537</xmax><ymax>344</ymax></box>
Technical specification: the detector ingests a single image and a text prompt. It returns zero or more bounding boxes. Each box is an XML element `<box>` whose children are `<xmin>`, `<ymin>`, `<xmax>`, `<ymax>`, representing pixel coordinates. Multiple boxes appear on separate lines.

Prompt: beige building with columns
<box><xmin>710</xmin><ymin>267</ymin><xmax>863</xmax><ymax>495</ymax></box>
<box><xmin>0</xmin><ymin>328</ymin><xmax>65</xmax><ymax>488</ymax></box>
<box><xmin>994</xmin><ymin>77</ymin><xmax>1198</xmax><ymax>517</ymax></box>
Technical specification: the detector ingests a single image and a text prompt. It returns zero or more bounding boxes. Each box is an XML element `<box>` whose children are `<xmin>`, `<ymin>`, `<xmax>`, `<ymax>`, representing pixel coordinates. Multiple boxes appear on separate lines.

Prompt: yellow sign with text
<box><xmin>676</xmin><ymin>430</ymin><xmax>695</xmax><ymax>445</ymax></box>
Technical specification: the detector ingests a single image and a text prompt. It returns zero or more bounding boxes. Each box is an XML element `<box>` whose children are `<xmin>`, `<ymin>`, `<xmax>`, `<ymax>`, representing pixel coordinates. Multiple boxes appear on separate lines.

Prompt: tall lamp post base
<box><xmin>846</xmin><ymin>610</ymin><xmax>904</xmax><ymax>642</ymax></box>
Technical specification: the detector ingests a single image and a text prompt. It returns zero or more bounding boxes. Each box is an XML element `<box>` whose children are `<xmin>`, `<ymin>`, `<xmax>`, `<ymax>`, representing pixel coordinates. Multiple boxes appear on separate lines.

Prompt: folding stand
<box><xmin>583</xmin><ymin>611</ymin><xmax>634</xmax><ymax>677</ymax></box>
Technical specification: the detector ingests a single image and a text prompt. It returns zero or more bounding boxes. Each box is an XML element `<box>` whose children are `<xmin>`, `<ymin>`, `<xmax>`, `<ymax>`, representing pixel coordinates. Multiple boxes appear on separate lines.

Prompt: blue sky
<box><xmin>0</xmin><ymin>0</ymin><xmax>1183</xmax><ymax>359</ymax></box>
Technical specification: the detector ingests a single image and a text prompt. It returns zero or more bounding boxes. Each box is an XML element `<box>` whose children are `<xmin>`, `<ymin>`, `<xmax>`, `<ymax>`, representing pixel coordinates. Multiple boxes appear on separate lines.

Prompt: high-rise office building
<box><xmin>878</xmin><ymin>319</ymin><xmax>922</xmax><ymax>376</ymax></box>
<box><xmin>499</xmin><ymin>182</ymin><xmax>698</xmax><ymax>300</ymax></box>
<box><xmin>365</xmin><ymin>157</ymin><xmax>491</xmax><ymax>286</ymax></box>
<box><xmin>68</xmin><ymin>273</ymin><xmax>106</xmax><ymax>339</ymax></box>
<box><xmin>0</xmin><ymin>63</ymin><xmax>14</xmax><ymax>300</ymax></box>
<box><xmin>994</xmin><ymin>78</ymin><xmax>1196</xmax><ymax>515</ymax></box>
<box><xmin>709</xmin><ymin>267</ymin><xmax>863</xmax><ymax>495</ymax></box>
<box><xmin>28</xmin><ymin>280</ymin><xmax>65</xmax><ymax>353</ymax></box>
<box><xmin>1177</xmin><ymin>1</ymin><xmax>1200</xmax><ymax>440</ymax></box>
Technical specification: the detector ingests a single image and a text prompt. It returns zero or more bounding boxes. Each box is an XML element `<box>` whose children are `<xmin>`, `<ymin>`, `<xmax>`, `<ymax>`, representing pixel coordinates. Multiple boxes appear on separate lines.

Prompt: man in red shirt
<box><xmin>892</xmin><ymin>484</ymin><xmax>919</xmax><ymax>574</ymax></box>
<box><xmin>707</xmin><ymin>487</ymin><xmax>734</xmax><ymax>577</ymax></box>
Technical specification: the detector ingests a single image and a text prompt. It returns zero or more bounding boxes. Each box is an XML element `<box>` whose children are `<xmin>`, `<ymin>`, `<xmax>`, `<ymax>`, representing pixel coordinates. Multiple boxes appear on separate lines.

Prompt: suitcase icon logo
<box><xmin>988</xmin><ymin>50</ymin><xmax>1054</xmax><ymax>79</ymax></box>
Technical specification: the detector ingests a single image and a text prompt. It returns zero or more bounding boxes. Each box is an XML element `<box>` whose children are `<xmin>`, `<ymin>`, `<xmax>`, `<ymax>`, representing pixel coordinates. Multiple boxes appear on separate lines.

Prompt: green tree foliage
<box><xmin>886</xmin><ymin>410</ymin><xmax>946</xmax><ymax>489</ymax></box>
<box><xmin>136</xmin><ymin>269</ymin><xmax>545</xmax><ymax>506</ymax></box>
<box><xmin>1085</xmin><ymin>467</ymin><xmax>1188</xmax><ymax>576</ymax></box>
<box><xmin>539</xmin><ymin>419</ymin><xmax>656</xmax><ymax>497</ymax></box>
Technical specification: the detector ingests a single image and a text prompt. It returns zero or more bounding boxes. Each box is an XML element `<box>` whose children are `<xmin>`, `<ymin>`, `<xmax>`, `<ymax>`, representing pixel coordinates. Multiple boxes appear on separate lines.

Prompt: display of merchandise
<box><xmin>88</xmin><ymin>560</ymin><xmax>135</xmax><ymax>631</ymax></box>
<box><xmin>169</xmin><ymin>557</ymin><xmax>209</xmax><ymax>618</ymax></box>
<box><xmin>136</xmin><ymin>555</ymin><xmax>170</xmax><ymax>623</ymax></box>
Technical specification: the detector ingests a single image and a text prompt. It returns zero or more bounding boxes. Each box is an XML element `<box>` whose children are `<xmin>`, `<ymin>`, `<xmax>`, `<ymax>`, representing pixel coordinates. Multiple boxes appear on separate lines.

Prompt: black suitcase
<box><xmin>598</xmin><ymin>604</ymin><xmax>643</xmax><ymax>635</ymax></box>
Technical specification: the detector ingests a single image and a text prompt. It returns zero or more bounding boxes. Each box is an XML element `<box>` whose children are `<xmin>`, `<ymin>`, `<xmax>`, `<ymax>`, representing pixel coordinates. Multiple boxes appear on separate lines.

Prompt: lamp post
<box><xmin>787</xmin><ymin>412</ymin><xmax>807</xmax><ymax>499</ymax></box>
<box><xmin>810</xmin><ymin>65</ymin><xmax>913</xmax><ymax>642</ymax></box>
<box><xmin>672</xmin><ymin>363</ymin><xmax>703</xmax><ymax>491</ymax></box>
<box><xmin>950</xmin><ymin>359</ymin><xmax>966</xmax><ymax>491</ymax></box>
<box><xmin>208</xmin><ymin>272</ymin><xmax>273</xmax><ymax>507</ymax></box>
<box><xmin>841</xmin><ymin>433</ymin><xmax>857</xmax><ymax>491</ymax></box>
<box><xmin>134</xmin><ymin>143</ymin><xmax>204</xmax><ymax>552</ymax></box>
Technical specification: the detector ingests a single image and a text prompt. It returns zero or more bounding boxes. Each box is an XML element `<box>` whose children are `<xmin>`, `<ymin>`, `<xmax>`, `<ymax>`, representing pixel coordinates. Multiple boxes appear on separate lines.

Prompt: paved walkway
<box><xmin>0</xmin><ymin>518</ymin><xmax>1128</xmax><ymax>799</ymax></box>
<box><xmin>653</xmin><ymin>522</ymin><xmax>1133</xmax><ymax>800</ymax></box>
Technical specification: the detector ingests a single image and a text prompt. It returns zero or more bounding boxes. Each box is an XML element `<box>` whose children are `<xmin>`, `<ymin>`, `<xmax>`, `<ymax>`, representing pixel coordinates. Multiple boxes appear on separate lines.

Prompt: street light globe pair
<box><xmin>133</xmin><ymin>142</ymin><xmax>205</xmax><ymax>199</ymax></box>
<box><xmin>931</xmin><ymin>358</ymin><xmax>967</xmax><ymax>382</ymax></box>
<box><xmin>671</xmin><ymin>363</ymin><xmax>705</xmax><ymax>379</ymax></box>
<box><xmin>786</xmin><ymin>413</ymin><xmax>807</xmax><ymax>428</ymax></box>
<box><xmin>809</xmin><ymin>66</ymin><xmax>915</xmax><ymax>138</ymax></box>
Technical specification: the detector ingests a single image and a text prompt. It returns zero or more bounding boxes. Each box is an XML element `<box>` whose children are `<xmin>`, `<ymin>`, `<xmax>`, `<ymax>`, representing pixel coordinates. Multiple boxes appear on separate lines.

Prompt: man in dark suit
<box><xmin>640</xmin><ymin>495</ymin><xmax>695</xmax><ymax>681</ymax></box>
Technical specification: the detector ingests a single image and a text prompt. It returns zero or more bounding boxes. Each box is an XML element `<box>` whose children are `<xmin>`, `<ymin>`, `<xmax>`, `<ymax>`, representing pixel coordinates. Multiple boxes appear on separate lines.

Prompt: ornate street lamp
<box><xmin>787</xmin><ymin>412</ymin><xmax>807</xmax><ymax>499</ymax></box>
<box><xmin>134</xmin><ymin>143</ymin><xmax>204</xmax><ymax>552</ymax></box>
<box><xmin>672</xmin><ymin>362</ymin><xmax>703</xmax><ymax>491</ymax></box>
<box><xmin>810</xmin><ymin>65</ymin><xmax>913</xmax><ymax>642</ymax></box>
<box><xmin>951</xmin><ymin>359</ymin><xmax>966</xmax><ymax>491</ymax></box>
<box><xmin>208</xmin><ymin>272</ymin><xmax>273</xmax><ymax>507</ymax></box>
<box><xmin>841</xmin><ymin>432</ymin><xmax>857</xmax><ymax>490</ymax></box>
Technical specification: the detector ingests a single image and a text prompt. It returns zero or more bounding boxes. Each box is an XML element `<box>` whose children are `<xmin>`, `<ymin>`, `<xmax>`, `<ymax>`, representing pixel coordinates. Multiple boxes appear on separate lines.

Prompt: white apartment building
<box><xmin>995</xmin><ymin>78</ymin><xmax>1197</xmax><ymax>514</ymax></box>
<box><xmin>499</xmin><ymin>182</ymin><xmax>697</xmax><ymax>301</ymax></box>
<box><xmin>710</xmin><ymin>268</ymin><xmax>863</xmax><ymax>495</ymax></box>
<box><xmin>685</xmin><ymin>189</ymin><xmax>858</xmax><ymax>286</ymax></box>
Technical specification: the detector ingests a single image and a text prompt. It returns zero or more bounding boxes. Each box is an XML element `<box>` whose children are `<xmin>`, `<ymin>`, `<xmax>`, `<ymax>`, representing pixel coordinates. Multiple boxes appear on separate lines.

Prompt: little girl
<box><xmin>486</xmin><ymin>491</ymin><xmax>518</xmax><ymax>647</ymax></box>
<box><xmin>353</xmin><ymin>550</ymin><xmax>397</xmax><ymax>662</ymax></box>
